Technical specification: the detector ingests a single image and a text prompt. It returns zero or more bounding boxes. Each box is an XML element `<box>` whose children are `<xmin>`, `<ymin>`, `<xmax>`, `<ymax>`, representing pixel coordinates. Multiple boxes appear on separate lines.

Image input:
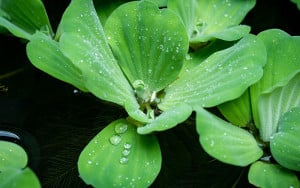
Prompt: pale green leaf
<box><xmin>248</xmin><ymin>161</ymin><xmax>300</xmax><ymax>188</ymax></box>
<box><xmin>137</xmin><ymin>103</ymin><xmax>193</xmax><ymax>134</ymax></box>
<box><xmin>159</xmin><ymin>34</ymin><xmax>266</xmax><ymax>110</ymax></box>
<box><xmin>57</xmin><ymin>0</ymin><xmax>136</xmax><ymax>106</ymax></box>
<box><xmin>0</xmin><ymin>0</ymin><xmax>52</xmax><ymax>40</ymax></box>
<box><xmin>196</xmin><ymin>107</ymin><xmax>263</xmax><ymax>166</ymax></box>
<box><xmin>104</xmin><ymin>1</ymin><xmax>189</xmax><ymax>92</ymax></box>
<box><xmin>0</xmin><ymin>141</ymin><xmax>27</xmax><ymax>170</ymax></box>
<box><xmin>270</xmin><ymin>107</ymin><xmax>300</xmax><ymax>171</ymax></box>
<box><xmin>258</xmin><ymin>74</ymin><xmax>300</xmax><ymax>141</ymax></box>
<box><xmin>168</xmin><ymin>0</ymin><xmax>255</xmax><ymax>44</ymax></box>
<box><xmin>251</xmin><ymin>29</ymin><xmax>300</xmax><ymax>128</ymax></box>
<box><xmin>218</xmin><ymin>89</ymin><xmax>252</xmax><ymax>127</ymax></box>
<box><xmin>0</xmin><ymin>168</ymin><xmax>41</xmax><ymax>188</ymax></box>
<box><xmin>26</xmin><ymin>31</ymin><xmax>87</xmax><ymax>91</ymax></box>
<box><xmin>78</xmin><ymin>119</ymin><xmax>162</xmax><ymax>187</ymax></box>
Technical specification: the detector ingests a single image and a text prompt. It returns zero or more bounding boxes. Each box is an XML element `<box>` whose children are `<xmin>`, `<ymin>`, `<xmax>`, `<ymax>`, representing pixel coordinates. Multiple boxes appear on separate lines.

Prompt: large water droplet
<box><xmin>109</xmin><ymin>135</ymin><xmax>121</xmax><ymax>145</ymax></box>
<box><xmin>115</xmin><ymin>124</ymin><xmax>128</xmax><ymax>134</ymax></box>
<box><xmin>119</xmin><ymin>157</ymin><xmax>129</xmax><ymax>164</ymax></box>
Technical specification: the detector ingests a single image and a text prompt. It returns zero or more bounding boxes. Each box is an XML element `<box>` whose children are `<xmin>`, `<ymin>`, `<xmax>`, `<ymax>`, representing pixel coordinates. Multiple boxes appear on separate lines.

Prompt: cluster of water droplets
<box><xmin>109</xmin><ymin>123</ymin><xmax>132</xmax><ymax>165</ymax></box>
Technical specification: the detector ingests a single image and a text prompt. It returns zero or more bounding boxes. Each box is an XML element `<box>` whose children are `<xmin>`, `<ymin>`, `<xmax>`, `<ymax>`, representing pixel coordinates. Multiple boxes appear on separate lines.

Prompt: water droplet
<box><xmin>87</xmin><ymin>160</ymin><xmax>92</xmax><ymax>165</ymax></box>
<box><xmin>122</xmin><ymin>149</ymin><xmax>130</xmax><ymax>156</ymax></box>
<box><xmin>124</xmin><ymin>143</ymin><xmax>131</xmax><ymax>149</ymax></box>
<box><xmin>110</xmin><ymin>135</ymin><xmax>121</xmax><ymax>145</ymax></box>
<box><xmin>115</xmin><ymin>124</ymin><xmax>128</xmax><ymax>134</ymax></box>
<box><xmin>120</xmin><ymin>157</ymin><xmax>129</xmax><ymax>164</ymax></box>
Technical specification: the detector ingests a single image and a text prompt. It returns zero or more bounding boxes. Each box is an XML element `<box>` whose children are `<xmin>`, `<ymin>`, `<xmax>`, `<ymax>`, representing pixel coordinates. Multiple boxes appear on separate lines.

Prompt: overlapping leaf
<box><xmin>0</xmin><ymin>141</ymin><xmax>40</xmax><ymax>188</ymax></box>
<box><xmin>251</xmin><ymin>29</ymin><xmax>300</xmax><ymax>129</ymax></box>
<box><xmin>57</xmin><ymin>0</ymin><xmax>136</xmax><ymax>106</ymax></box>
<box><xmin>159</xmin><ymin>34</ymin><xmax>266</xmax><ymax>110</ymax></box>
<box><xmin>26</xmin><ymin>31</ymin><xmax>87</xmax><ymax>91</ymax></box>
<box><xmin>248</xmin><ymin>161</ymin><xmax>300</xmax><ymax>188</ymax></box>
<box><xmin>168</xmin><ymin>0</ymin><xmax>255</xmax><ymax>45</ymax></box>
<box><xmin>0</xmin><ymin>0</ymin><xmax>52</xmax><ymax>40</ymax></box>
<box><xmin>104</xmin><ymin>1</ymin><xmax>189</xmax><ymax>92</ymax></box>
<box><xmin>78</xmin><ymin>119</ymin><xmax>161</xmax><ymax>187</ymax></box>
<box><xmin>270</xmin><ymin>107</ymin><xmax>300</xmax><ymax>171</ymax></box>
<box><xmin>196</xmin><ymin>107</ymin><xmax>263</xmax><ymax>167</ymax></box>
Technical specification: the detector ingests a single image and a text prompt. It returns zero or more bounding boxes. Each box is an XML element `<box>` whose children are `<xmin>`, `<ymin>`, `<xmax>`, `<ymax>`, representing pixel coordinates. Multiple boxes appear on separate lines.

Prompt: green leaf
<box><xmin>168</xmin><ymin>0</ymin><xmax>255</xmax><ymax>44</ymax></box>
<box><xmin>26</xmin><ymin>31</ymin><xmax>87</xmax><ymax>91</ymax></box>
<box><xmin>258</xmin><ymin>74</ymin><xmax>300</xmax><ymax>141</ymax></box>
<box><xmin>196</xmin><ymin>107</ymin><xmax>263</xmax><ymax>167</ymax></box>
<box><xmin>57</xmin><ymin>0</ymin><xmax>136</xmax><ymax>106</ymax></box>
<box><xmin>104</xmin><ymin>1</ymin><xmax>189</xmax><ymax>92</ymax></box>
<box><xmin>291</xmin><ymin>0</ymin><xmax>300</xmax><ymax>10</ymax></box>
<box><xmin>0</xmin><ymin>141</ymin><xmax>27</xmax><ymax>170</ymax></box>
<box><xmin>137</xmin><ymin>103</ymin><xmax>193</xmax><ymax>134</ymax></box>
<box><xmin>78</xmin><ymin>119</ymin><xmax>162</xmax><ymax>187</ymax></box>
<box><xmin>218</xmin><ymin>89</ymin><xmax>252</xmax><ymax>127</ymax></box>
<box><xmin>0</xmin><ymin>168</ymin><xmax>41</xmax><ymax>188</ymax></box>
<box><xmin>251</xmin><ymin>29</ymin><xmax>300</xmax><ymax>128</ymax></box>
<box><xmin>159</xmin><ymin>34</ymin><xmax>266</xmax><ymax>110</ymax></box>
<box><xmin>0</xmin><ymin>0</ymin><xmax>52</xmax><ymax>40</ymax></box>
<box><xmin>270</xmin><ymin>107</ymin><xmax>300</xmax><ymax>171</ymax></box>
<box><xmin>248</xmin><ymin>161</ymin><xmax>300</xmax><ymax>188</ymax></box>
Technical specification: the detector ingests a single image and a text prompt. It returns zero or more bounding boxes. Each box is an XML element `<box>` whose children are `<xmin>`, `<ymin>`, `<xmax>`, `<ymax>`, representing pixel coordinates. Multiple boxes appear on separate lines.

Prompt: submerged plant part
<box><xmin>0</xmin><ymin>0</ymin><xmax>272</xmax><ymax>187</ymax></box>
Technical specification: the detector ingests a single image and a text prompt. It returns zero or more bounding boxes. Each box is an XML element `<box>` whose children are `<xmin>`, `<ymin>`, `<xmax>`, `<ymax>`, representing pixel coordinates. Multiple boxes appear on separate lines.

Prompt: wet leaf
<box><xmin>196</xmin><ymin>107</ymin><xmax>263</xmax><ymax>166</ymax></box>
<box><xmin>270</xmin><ymin>107</ymin><xmax>300</xmax><ymax>171</ymax></box>
<box><xmin>0</xmin><ymin>168</ymin><xmax>41</xmax><ymax>188</ymax></box>
<box><xmin>105</xmin><ymin>1</ymin><xmax>189</xmax><ymax>92</ymax></box>
<box><xmin>0</xmin><ymin>0</ymin><xmax>52</xmax><ymax>40</ymax></box>
<box><xmin>159</xmin><ymin>34</ymin><xmax>266</xmax><ymax>110</ymax></box>
<box><xmin>168</xmin><ymin>0</ymin><xmax>255</xmax><ymax>44</ymax></box>
<box><xmin>137</xmin><ymin>103</ymin><xmax>193</xmax><ymax>134</ymax></box>
<box><xmin>26</xmin><ymin>31</ymin><xmax>87</xmax><ymax>91</ymax></box>
<box><xmin>257</xmin><ymin>74</ymin><xmax>300</xmax><ymax>141</ymax></box>
<box><xmin>0</xmin><ymin>141</ymin><xmax>27</xmax><ymax>170</ymax></box>
<box><xmin>78</xmin><ymin>119</ymin><xmax>162</xmax><ymax>187</ymax></box>
<box><xmin>57</xmin><ymin>0</ymin><xmax>136</xmax><ymax>106</ymax></box>
<box><xmin>251</xmin><ymin>29</ymin><xmax>300</xmax><ymax>128</ymax></box>
<box><xmin>248</xmin><ymin>161</ymin><xmax>300</xmax><ymax>188</ymax></box>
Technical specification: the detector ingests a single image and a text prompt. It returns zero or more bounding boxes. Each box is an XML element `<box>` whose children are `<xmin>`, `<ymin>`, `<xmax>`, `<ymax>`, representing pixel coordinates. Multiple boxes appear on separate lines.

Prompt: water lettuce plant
<box><xmin>0</xmin><ymin>0</ymin><xmax>299</xmax><ymax>187</ymax></box>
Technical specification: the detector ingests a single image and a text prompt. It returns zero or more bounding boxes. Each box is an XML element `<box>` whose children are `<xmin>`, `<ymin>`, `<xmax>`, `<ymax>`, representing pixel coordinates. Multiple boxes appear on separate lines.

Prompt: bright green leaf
<box><xmin>196</xmin><ymin>107</ymin><xmax>263</xmax><ymax>167</ymax></box>
<box><xmin>270</xmin><ymin>107</ymin><xmax>300</xmax><ymax>171</ymax></box>
<box><xmin>248</xmin><ymin>161</ymin><xmax>300</xmax><ymax>188</ymax></box>
<box><xmin>26</xmin><ymin>31</ymin><xmax>87</xmax><ymax>91</ymax></box>
<box><xmin>258</xmin><ymin>74</ymin><xmax>300</xmax><ymax>141</ymax></box>
<box><xmin>168</xmin><ymin>0</ymin><xmax>255</xmax><ymax>44</ymax></box>
<box><xmin>160</xmin><ymin>34</ymin><xmax>266</xmax><ymax>110</ymax></box>
<box><xmin>78</xmin><ymin>119</ymin><xmax>162</xmax><ymax>187</ymax></box>
<box><xmin>105</xmin><ymin>1</ymin><xmax>189</xmax><ymax>92</ymax></box>
<box><xmin>0</xmin><ymin>141</ymin><xmax>27</xmax><ymax>170</ymax></box>
<box><xmin>218</xmin><ymin>89</ymin><xmax>252</xmax><ymax>127</ymax></box>
<box><xmin>0</xmin><ymin>168</ymin><xmax>41</xmax><ymax>188</ymax></box>
<box><xmin>251</xmin><ymin>29</ymin><xmax>300</xmax><ymax>128</ymax></box>
<box><xmin>57</xmin><ymin>0</ymin><xmax>136</xmax><ymax>106</ymax></box>
<box><xmin>0</xmin><ymin>0</ymin><xmax>52</xmax><ymax>40</ymax></box>
<box><xmin>291</xmin><ymin>0</ymin><xmax>300</xmax><ymax>10</ymax></box>
<box><xmin>137</xmin><ymin>103</ymin><xmax>193</xmax><ymax>134</ymax></box>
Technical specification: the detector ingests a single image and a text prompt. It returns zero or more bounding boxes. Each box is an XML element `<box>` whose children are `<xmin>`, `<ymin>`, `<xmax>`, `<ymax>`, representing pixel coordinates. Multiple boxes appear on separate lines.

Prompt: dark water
<box><xmin>1</xmin><ymin>0</ymin><xmax>300</xmax><ymax>187</ymax></box>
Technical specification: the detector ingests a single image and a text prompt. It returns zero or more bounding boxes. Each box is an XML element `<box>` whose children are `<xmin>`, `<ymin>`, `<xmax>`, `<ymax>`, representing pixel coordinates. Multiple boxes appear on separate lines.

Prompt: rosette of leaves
<box><xmin>1</xmin><ymin>0</ymin><xmax>267</xmax><ymax>187</ymax></box>
<box><xmin>0</xmin><ymin>140</ymin><xmax>40</xmax><ymax>188</ymax></box>
<box><xmin>196</xmin><ymin>29</ymin><xmax>300</xmax><ymax>188</ymax></box>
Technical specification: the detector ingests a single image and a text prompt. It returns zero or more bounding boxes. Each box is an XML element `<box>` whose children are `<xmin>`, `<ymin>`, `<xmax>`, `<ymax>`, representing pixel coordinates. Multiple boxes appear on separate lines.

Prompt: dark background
<box><xmin>1</xmin><ymin>0</ymin><xmax>300</xmax><ymax>187</ymax></box>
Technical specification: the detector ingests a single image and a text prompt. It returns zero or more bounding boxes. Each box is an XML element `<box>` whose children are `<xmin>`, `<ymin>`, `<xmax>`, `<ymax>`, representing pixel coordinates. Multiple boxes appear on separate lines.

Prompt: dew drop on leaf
<box><xmin>124</xmin><ymin>143</ymin><xmax>132</xmax><ymax>149</ymax></box>
<box><xmin>119</xmin><ymin>157</ymin><xmax>129</xmax><ymax>164</ymax></box>
<box><xmin>115</xmin><ymin>124</ymin><xmax>128</xmax><ymax>134</ymax></box>
<box><xmin>109</xmin><ymin>135</ymin><xmax>122</xmax><ymax>145</ymax></box>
